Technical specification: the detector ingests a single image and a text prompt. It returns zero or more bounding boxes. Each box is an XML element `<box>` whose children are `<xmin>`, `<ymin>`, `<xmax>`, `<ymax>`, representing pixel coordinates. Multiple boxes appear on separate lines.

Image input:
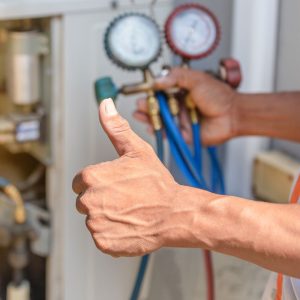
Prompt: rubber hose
<box><xmin>192</xmin><ymin>123</ymin><xmax>202</xmax><ymax>173</ymax></box>
<box><xmin>156</xmin><ymin>92</ymin><xmax>208</xmax><ymax>190</ymax></box>
<box><xmin>204</xmin><ymin>249</ymin><xmax>215</xmax><ymax>300</ymax></box>
<box><xmin>130</xmin><ymin>129</ymin><xmax>164</xmax><ymax>300</ymax></box>
<box><xmin>130</xmin><ymin>255</ymin><xmax>149</xmax><ymax>300</ymax></box>
<box><xmin>207</xmin><ymin>147</ymin><xmax>225</xmax><ymax>194</ymax></box>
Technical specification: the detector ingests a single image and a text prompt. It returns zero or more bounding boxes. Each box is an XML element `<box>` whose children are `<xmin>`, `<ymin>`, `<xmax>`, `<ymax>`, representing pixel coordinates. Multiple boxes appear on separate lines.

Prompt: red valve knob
<box><xmin>219</xmin><ymin>58</ymin><xmax>242</xmax><ymax>89</ymax></box>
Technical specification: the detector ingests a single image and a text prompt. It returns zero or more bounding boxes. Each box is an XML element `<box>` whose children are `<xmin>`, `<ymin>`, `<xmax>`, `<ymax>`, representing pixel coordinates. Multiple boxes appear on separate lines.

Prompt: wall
<box><xmin>225</xmin><ymin>0</ymin><xmax>280</xmax><ymax>198</ymax></box>
<box><xmin>272</xmin><ymin>0</ymin><xmax>300</xmax><ymax>160</ymax></box>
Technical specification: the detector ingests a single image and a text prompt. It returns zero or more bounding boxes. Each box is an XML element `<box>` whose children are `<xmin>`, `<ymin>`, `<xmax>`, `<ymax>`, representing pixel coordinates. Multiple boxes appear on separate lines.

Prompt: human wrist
<box><xmin>161</xmin><ymin>185</ymin><xmax>221</xmax><ymax>250</ymax></box>
<box><xmin>230</xmin><ymin>91</ymin><xmax>246</xmax><ymax>139</ymax></box>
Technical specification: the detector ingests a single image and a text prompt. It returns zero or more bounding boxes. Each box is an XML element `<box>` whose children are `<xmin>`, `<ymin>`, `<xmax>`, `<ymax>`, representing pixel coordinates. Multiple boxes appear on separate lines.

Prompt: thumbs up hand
<box><xmin>72</xmin><ymin>99</ymin><xmax>180</xmax><ymax>257</ymax></box>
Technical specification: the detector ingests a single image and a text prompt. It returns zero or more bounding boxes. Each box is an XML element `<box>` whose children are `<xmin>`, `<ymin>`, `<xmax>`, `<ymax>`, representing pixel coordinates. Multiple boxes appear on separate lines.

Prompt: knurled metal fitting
<box><xmin>168</xmin><ymin>94</ymin><xmax>179</xmax><ymax>117</ymax></box>
<box><xmin>147</xmin><ymin>95</ymin><xmax>162</xmax><ymax>131</ymax></box>
<box><xmin>185</xmin><ymin>95</ymin><xmax>198</xmax><ymax>124</ymax></box>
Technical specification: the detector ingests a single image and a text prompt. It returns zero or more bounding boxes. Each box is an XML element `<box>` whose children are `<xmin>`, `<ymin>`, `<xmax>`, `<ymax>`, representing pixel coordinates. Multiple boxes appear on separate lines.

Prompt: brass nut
<box><xmin>190</xmin><ymin>109</ymin><xmax>199</xmax><ymax>124</ymax></box>
<box><xmin>151</xmin><ymin>115</ymin><xmax>162</xmax><ymax>131</ymax></box>
<box><xmin>147</xmin><ymin>96</ymin><xmax>162</xmax><ymax>130</ymax></box>
<box><xmin>147</xmin><ymin>96</ymin><xmax>160</xmax><ymax>115</ymax></box>
<box><xmin>168</xmin><ymin>96</ymin><xmax>179</xmax><ymax>116</ymax></box>
<box><xmin>185</xmin><ymin>95</ymin><xmax>196</xmax><ymax>109</ymax></box>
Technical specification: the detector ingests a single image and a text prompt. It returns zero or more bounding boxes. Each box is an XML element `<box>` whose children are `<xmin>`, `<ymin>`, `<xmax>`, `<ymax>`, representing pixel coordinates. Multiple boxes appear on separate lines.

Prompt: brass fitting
<box><xmin>120</xmin><ymin>69</ymin><xmax>155</xmax><ymax>95</ymax></box>
<box><xmin>2</xmin><ymin>184</ymin><xmax>26</xmax><ymax>224</ymax></box>
<box><xmin>147</xmin><ymin>94</ymin><xmax>162</xmax><ymax>131</ymax></box>
<box><xmin>167</xmin><ymin>94</ymin><xmax>179</xmax><ymax>117</ymax></box>
<box><xmin>185</xmin><ymin>94</ymin><xmax>198</xmax><ymax>124</ymax></box>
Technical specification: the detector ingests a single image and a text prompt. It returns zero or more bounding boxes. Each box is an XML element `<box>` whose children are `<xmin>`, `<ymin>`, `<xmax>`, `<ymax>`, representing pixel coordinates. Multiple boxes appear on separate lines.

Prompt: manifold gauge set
<box><xmin>95</xmin><ymin>4</ymin><xmax>242</xmax><ymax>300</ymax></box>
<box><xmin>96</xmin><ymin>3</ymin><xmax>241</xmax><ymax>102</ymax></box>
<box><xmin>105</xmin><ymin>4</ymin><xmax>220</xmax><ymax>69</ymax></box>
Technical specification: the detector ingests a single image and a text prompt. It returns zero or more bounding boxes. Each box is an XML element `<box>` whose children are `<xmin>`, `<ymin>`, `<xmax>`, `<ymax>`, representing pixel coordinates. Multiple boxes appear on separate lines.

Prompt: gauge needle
<box><xmin>184</xmin><ymin>20</ymin><xmax>198</xmax><ymax>45</ymax></box>
<box><xmin>130</xmin><ymin>33</ymin><xmax>143</xmax><ymax>55</ymax></box>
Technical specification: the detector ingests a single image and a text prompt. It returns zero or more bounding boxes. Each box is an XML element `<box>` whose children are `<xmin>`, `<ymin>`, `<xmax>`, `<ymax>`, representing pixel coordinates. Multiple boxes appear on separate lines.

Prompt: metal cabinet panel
<box><xmin>61</xmin><ymin>3</ymin><xmax>172</xmax><ymax>300</ymax></box>
<box><xmin>273</xmin><ymin>0</ymin><xmax>300</xmax><ymax>160</ymax></box>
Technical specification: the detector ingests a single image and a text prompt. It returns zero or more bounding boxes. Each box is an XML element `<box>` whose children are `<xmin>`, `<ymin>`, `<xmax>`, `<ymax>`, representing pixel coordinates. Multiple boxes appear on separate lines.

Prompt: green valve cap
<box><xmin>94</xmin><ymin>77</ymin><xmax>118</xmax><ymax>104</ymax></box>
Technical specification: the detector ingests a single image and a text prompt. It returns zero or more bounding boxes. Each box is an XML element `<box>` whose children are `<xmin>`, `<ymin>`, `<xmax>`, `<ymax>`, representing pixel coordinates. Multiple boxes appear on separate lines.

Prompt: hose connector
<box><xmin>167</xmin><ymin>94</ymin><xmax>179</xmax><ymax>117</ymax></box>
<box><xmin>0</xmin><ymin>178</ymin><xmax>26</xmax><ymax>224</ymax></box>
<box><xmin>185</xmin><ymin>95</ymin><xmax>198</xmax><ymax>124</ymax></box>
<box><xmin>147</xmin><ymin>94</ymin><xmax>162</xmax><ymax>131</ymax></box>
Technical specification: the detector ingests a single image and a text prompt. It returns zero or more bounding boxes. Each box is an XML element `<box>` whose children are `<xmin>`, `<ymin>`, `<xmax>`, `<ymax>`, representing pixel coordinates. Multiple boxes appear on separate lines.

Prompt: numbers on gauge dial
<box><xmin>107</xmin><ymin>15</ymin><xmax>161</xmax><ymax>68</ymax></box>
<box><xmin>168</xmin><ymin>7</ymin><xmax>219</xmax><ymax>57</ymax></box>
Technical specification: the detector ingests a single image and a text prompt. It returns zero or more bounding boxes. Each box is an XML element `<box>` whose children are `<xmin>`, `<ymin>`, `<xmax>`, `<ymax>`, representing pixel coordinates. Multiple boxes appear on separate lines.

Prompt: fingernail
<box><xmin>104</xmin><ymin>98</ymin><xmax>118</xmax><ymax>116</ymax></box>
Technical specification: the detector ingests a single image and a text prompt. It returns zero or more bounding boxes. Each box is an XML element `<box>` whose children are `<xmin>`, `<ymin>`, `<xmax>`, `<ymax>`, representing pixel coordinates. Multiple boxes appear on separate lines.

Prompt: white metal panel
<box><xmin>225</xmin><ymin>0</ymin><xmax>280</xmax><ymax>198</ymax></box>
<box><xmin>0</xmin><ymin>0</ymin><xmax>171</xmax><ymax>20</ymax></box>
<box><xmin>273</xmin><ymin>0</ymin><xmax>300</xmax><ymax>160</ymax></box>
<box><xmin>61</xmin><ymin>3</ymin><xmax>172</xmax><ymax>299</ymax></box>
<box><xmin>47</xmin><ymin>17</ymin><xmax>65</xmax><ymax>300</ymax></box>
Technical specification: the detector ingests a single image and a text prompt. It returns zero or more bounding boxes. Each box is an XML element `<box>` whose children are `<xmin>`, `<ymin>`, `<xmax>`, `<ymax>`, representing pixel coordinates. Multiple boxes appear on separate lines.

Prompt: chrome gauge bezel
<box><xmin>104</xmin><ymin>13</ymin><xmax>162</xmax><ymax>70</ymax></box>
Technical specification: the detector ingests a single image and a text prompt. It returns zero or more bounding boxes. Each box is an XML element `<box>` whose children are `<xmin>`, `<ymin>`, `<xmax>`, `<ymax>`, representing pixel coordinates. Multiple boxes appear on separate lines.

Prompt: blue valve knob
<box><xmin>94</xmin><ymin>77</ymin><xmax>118</xmax><ymax>104</ymax></box>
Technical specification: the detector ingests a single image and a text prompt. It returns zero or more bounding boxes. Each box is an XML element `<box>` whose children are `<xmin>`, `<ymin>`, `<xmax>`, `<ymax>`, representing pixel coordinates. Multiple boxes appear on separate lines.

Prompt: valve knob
<box><xmin>219</xmin><ymin>58</ymin><xmax>242</xmax><ymax>89</ymax></box>
<box><xmin>94</xmin><ymin>77</ymin><xmax>118</xmax><ymax>104</ymax></box>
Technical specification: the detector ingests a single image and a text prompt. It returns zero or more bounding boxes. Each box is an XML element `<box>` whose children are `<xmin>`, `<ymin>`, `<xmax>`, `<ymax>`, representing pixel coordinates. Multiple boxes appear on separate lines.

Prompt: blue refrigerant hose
<box><xmin>207</xmin><ymin>146</ymin><xmax>225</xmax><ymax>194</ymax></box>
<box><xmin>131</xmin><ymin>93</ymin><xmax>224</xmax><ymax>300</ymax></box>
<box><xmin>130</xmin><ymin>255</ymin><xmax>149</xmax><ymax>300</ymax></box>
<box><xmin>156</xmin><ymin>92</ymin><xmax>208</xmax><ymax>190</ymax></box>
<box><xmin>192</xmin><ymin>123</ymin><xmax>203</xmax><ymax>173</ymax></box>
<box><xmin>192</xmin><ymin>123</ymin><xmax>225</xmax><ymax>194</ymax></box>
<box><xmin>130</xmin><ymin>129</ymin><xmax>164</xmax><ymax>300</ymax></box>
<box><xmin>167</xmin><ymin>125</ymin><xmax>200</xmax><ymax>188</ymax></box>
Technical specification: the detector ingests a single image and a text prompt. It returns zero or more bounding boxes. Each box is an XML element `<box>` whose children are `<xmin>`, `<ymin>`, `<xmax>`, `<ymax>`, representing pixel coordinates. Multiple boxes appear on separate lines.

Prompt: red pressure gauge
<box><xmin>165</xmin><ymin>3</ymin><xmax>221</xmax><ymax>60</ymax></box>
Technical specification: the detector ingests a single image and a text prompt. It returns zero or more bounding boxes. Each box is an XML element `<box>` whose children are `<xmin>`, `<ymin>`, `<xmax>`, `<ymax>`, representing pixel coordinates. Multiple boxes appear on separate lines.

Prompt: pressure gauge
<box><xmin>104</xmin><ymin>13</ymin><xmax>161</xmax><ymax>70</ymax></box>
<box><xmin>165</xmin><ymin>4</ymin><xmax>221</xmax><ymax>60</ymax></box>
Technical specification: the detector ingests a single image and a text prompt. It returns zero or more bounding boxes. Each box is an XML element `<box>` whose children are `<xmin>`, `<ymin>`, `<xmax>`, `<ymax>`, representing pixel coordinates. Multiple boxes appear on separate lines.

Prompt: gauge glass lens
<box><xmin>108</xmin><ymin>15</ymin><xmax>160</xmax><ymax>68</ymax></box>
<box><xmin>170</xmin><ymin>8</ymin><xmax>217</xmax><ymax>56</ymax></box>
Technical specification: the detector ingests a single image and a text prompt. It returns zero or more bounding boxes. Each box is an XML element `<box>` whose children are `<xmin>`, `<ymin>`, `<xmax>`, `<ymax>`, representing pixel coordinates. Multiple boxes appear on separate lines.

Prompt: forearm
<box><xmin>235</xmin><ymin>92</ymin><xmax>300</xmax><ymax>142</ymax></box>
<box><xmin>165</xmin><ymin>186</ymin><xmax>300</xmax><ymax>277</ymax></box>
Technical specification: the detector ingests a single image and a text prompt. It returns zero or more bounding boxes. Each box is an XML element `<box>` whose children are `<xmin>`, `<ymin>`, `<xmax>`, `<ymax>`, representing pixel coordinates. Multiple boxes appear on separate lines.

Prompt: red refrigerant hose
<box><xmin>204</xmin><ymin>250</ymin><xmax>215</xmax><ymax>300</ymax></box>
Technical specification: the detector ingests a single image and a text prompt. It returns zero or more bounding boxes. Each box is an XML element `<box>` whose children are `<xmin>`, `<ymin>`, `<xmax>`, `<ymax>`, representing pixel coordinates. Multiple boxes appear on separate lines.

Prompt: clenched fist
<box><xmin>134</xmin><ymin>67</ymin><xmax>237</xmax><ymax>146</ymax></box>
<box><xmin>72</xmin><ymin>99</ymin><xmax>181</xmax><ymax>257</ymax></box>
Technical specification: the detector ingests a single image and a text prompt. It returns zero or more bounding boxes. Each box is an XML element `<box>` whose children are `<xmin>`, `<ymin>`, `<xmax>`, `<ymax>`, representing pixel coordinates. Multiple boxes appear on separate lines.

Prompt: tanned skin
<box><xmin>73</xmin><ymin>68</ymin><xmax>300</xmax><ymax>278</ymax></box>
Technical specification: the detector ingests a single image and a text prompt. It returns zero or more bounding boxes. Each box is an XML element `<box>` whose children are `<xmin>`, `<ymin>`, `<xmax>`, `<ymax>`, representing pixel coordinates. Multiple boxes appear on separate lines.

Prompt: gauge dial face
<box><xmin>165</xmin><ymin>4</ymin><xmax>220</xmax><ymax>60</ymax></box>
<box><xmin>105</xmin><ymin>14</ymin><xmax>161</xmax><ymax>69</ymax></box>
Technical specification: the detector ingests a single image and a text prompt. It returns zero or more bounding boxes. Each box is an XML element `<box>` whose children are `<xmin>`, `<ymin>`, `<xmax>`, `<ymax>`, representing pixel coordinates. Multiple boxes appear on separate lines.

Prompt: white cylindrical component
<box><xmin>225</xmin><ymin>0</ymin><xmax>280</xmax><ymax>198</ymax></box>
<box><xmin>6</xmin><ymin>30</ymin><xmax>48</xmax><ymax>106</ymax></box>
<box><xmin>7</xmin><ymin>280</ymin><xmax>30</xmax><ymax>300</ymax></box>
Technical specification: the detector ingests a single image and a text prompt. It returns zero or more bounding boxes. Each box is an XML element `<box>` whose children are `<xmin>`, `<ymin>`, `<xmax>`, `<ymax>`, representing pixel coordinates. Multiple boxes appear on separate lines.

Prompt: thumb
<box><xmin>99</xmin><ymin>98</ymin><xmax>146</xmax><ymax>157</ymax></box>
